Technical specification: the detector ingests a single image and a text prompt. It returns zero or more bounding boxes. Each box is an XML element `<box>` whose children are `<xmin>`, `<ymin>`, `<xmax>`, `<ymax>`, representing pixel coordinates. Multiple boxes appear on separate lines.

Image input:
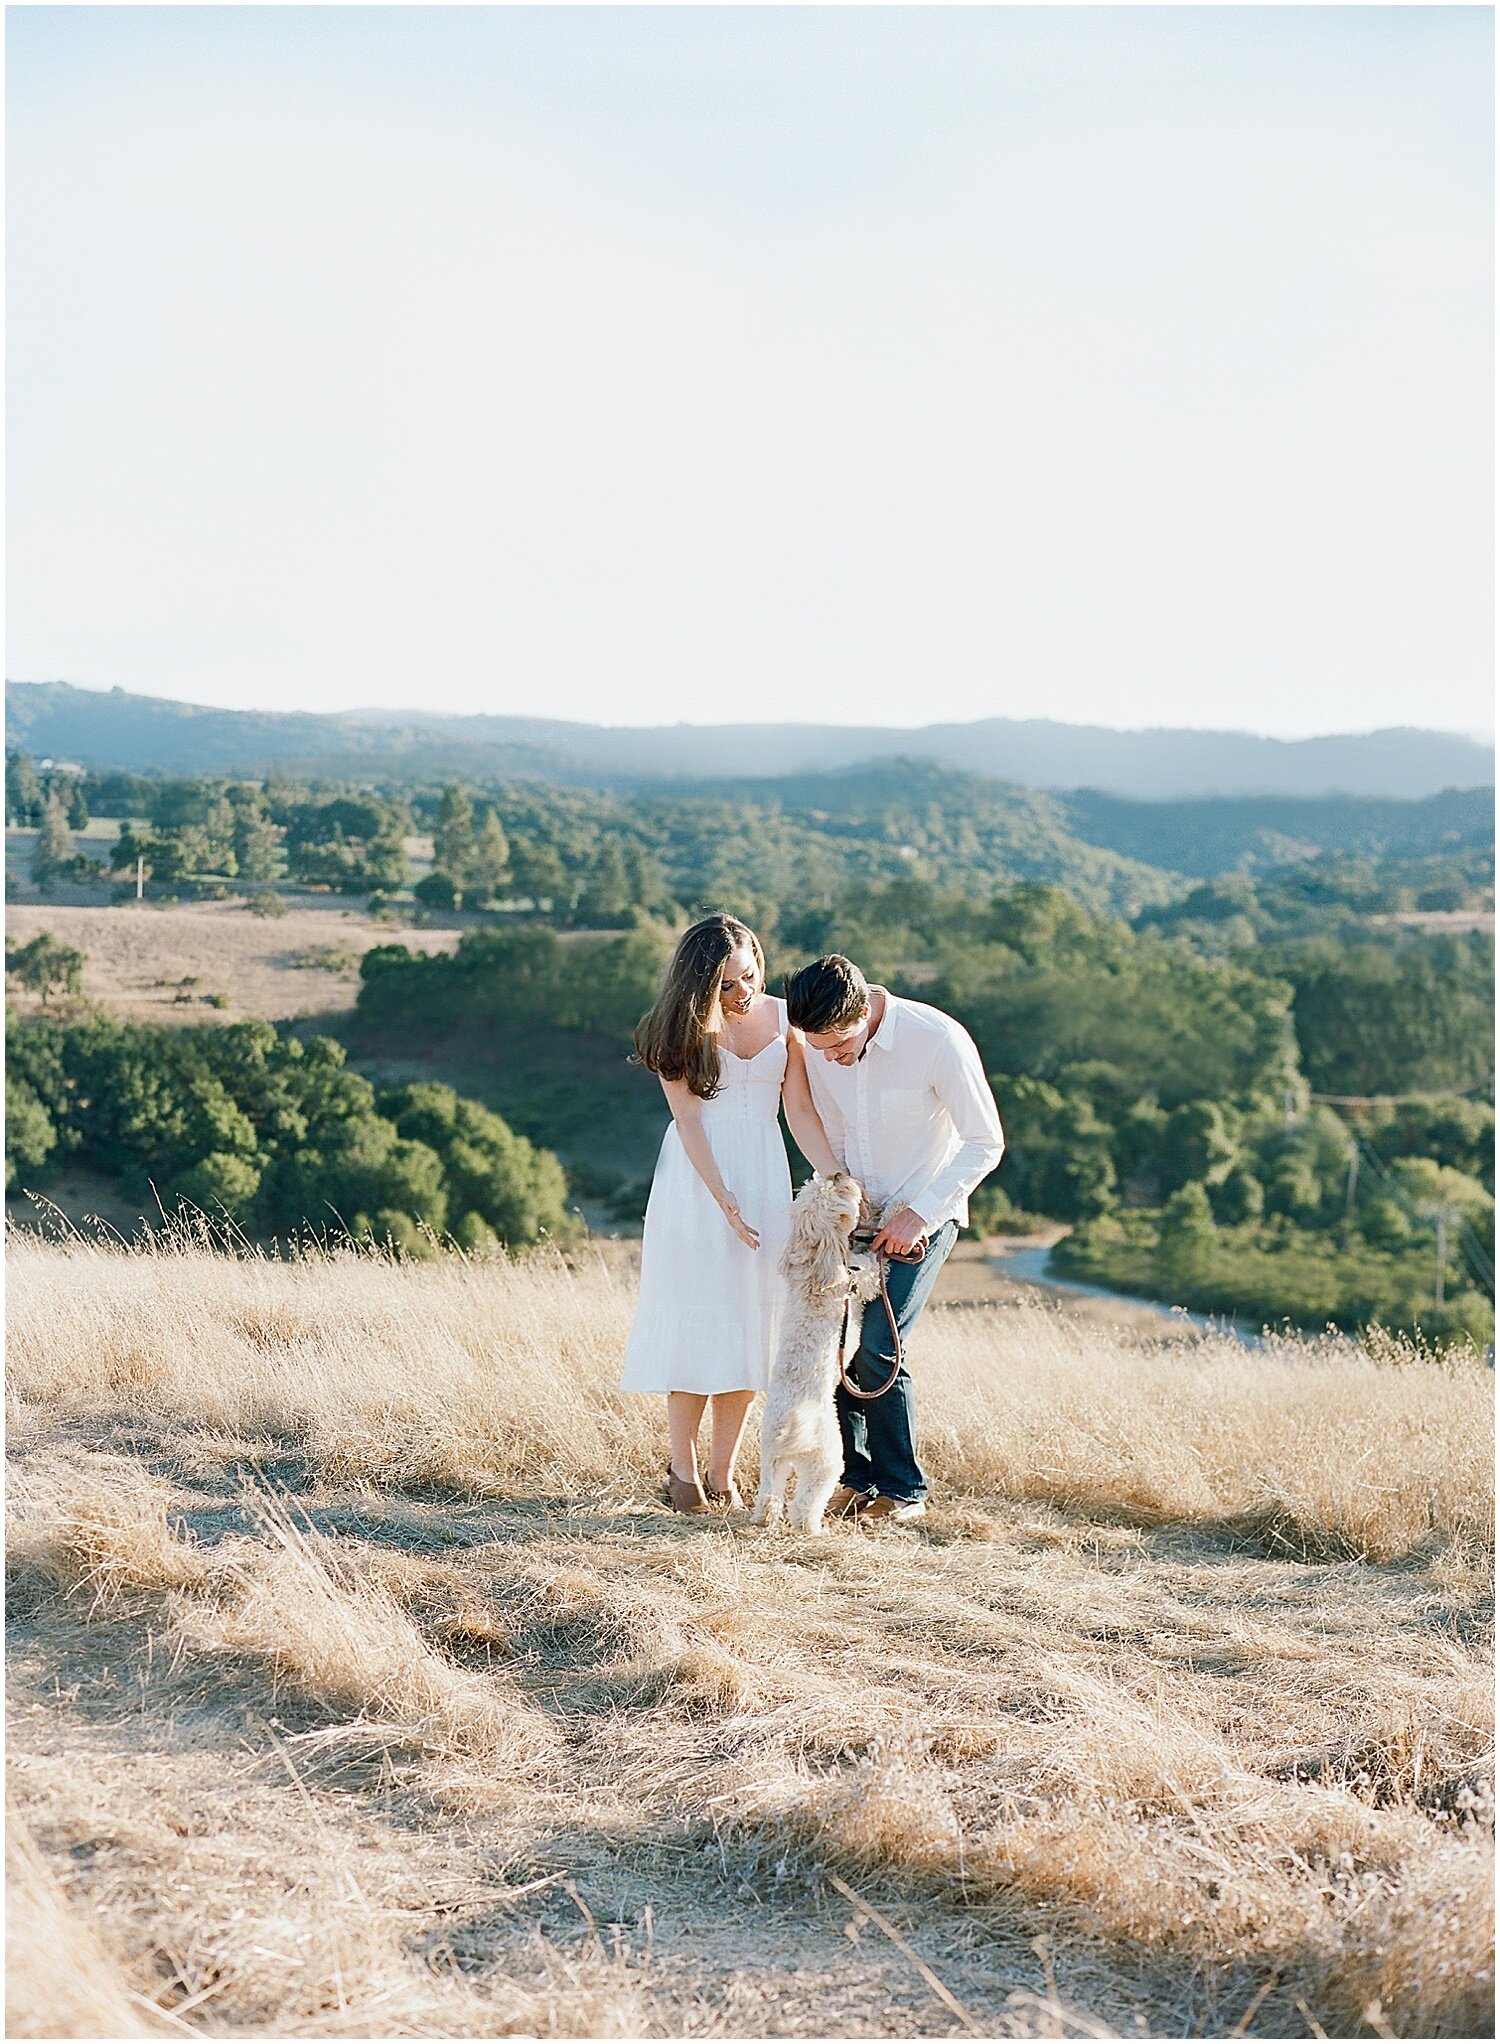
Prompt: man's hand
<box><xmin>872</xmin><ymin>1205</ymin><xmax>928</xmax><ymax>1259</ymax></box>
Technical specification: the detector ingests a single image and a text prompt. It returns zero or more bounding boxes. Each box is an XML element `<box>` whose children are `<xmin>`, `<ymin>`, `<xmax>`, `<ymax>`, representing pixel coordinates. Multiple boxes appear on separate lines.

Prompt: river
<box><xmin>990</xmin><ymin>1242</ymin><xmax>1264</xmax><ymax>1346</ymax></box>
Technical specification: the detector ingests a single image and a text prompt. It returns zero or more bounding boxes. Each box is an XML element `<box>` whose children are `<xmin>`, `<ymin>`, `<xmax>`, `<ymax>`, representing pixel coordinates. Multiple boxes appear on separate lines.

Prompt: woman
<box><xmin>621</xmin><ymin>912</ymin><xmax>848</xmax><ymax>1512</ymax></box>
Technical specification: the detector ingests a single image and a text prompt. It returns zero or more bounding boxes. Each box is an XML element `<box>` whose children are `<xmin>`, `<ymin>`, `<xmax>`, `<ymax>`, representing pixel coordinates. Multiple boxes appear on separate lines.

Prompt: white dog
<box><xmin>752</xmin><ymin>1172</ymin><xmax>882</xmax><ymax>1535</ymax></box>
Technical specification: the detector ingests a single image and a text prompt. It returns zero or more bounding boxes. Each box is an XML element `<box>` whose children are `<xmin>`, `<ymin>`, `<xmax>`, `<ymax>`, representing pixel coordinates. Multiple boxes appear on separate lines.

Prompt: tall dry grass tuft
<box><xmin>6</xmin><ymin>1810</ymin><xmax>172</xmax><ymax>2038</ymax></box>
<box><xmin>7</xmin><ymin>1450</ymin><xmax>210</xmax><ymax>1609</ymax></box>
<box><xmin>166</xmin><ymin>1494</ymin><xmax>563</xmax><ymax>1781</ymax></box>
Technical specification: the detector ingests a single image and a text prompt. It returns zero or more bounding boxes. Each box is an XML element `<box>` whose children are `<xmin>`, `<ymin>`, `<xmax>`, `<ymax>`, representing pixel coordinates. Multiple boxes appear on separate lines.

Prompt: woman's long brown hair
<box><xmin>631</xmin><ymin>913</ymin><xmax>765</xmax><ymax>1101</ymax></box>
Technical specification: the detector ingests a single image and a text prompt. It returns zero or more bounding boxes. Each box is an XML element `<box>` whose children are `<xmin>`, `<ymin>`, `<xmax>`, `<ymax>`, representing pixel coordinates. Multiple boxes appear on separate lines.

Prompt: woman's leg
<box><xmin>706</xmin><ymin>1389</ymin><xmax>755</xmax><ymax>1493</ymax></box>
<box><xmin>667</xmin><ymin>1392</ymin><xmax>709</xmax><ymax>1485</ymax></box>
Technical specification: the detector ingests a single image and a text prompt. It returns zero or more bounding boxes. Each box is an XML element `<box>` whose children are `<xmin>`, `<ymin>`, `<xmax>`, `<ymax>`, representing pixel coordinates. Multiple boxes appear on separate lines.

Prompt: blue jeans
<box><xmin>835</xmin><ymin>1220</ymin><xmax>958</xmax><ymax>1506</ymax></box>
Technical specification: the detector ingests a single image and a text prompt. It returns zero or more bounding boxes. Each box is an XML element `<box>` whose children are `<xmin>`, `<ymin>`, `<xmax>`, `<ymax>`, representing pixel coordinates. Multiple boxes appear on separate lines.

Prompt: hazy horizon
<box><xmin>8</xmin><ymin>8</ymin><xmax>1493</xmax><ymax>741</ymax></box>
<box><xmin>7</xmin><ymin>673</ymin><xmax>1493</xmax><ymax>748</ymax></box>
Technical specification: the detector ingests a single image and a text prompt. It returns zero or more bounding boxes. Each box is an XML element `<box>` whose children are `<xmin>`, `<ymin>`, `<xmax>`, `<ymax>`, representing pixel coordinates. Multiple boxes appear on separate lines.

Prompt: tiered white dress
<box><xmin>620</xmin><ymin>999</ymin><xmax>793</xmax><ymax>1396</ymax></box>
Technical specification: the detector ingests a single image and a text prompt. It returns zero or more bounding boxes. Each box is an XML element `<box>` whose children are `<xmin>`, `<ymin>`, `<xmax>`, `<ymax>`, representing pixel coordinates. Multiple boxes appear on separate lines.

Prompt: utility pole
<box><xmin>1435</xmin><ymin>1208</ymin><xmax>1448</xmax><ymax>1311</ymax></box>
<box><xmin>135</xmin><ymin>853</ymin><xmax>144</xmax><ymax>902</ymax></box>
<box><xmin>1342</xmin><ymin>1144</ymin><xmax>1359</xmax><ymax>1250</ymax></box>
<box><xmin>1416</xmin><ymin>1200</ymin><xmax>1460</xmax><ymax>1313</ymax></box>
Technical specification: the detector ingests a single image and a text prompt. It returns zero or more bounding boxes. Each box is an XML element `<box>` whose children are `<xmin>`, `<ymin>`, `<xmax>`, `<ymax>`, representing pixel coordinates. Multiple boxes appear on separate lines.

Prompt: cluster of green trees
<box><xmin>5</xmin><ymin>751</ymin><xmax>89</xmax><ymax>830</ymax></box>
<box><xmin>1137</xmin><ymin>852</ymin><xmax>1494</xmax><ymax>948</ymax></box>
<box><xmin>350</xmin><ymin>881</ymin><xmax>1494</xmax><ymax>1341</ymax></box>
<box><xmin>1056</xmin><ymin>1174</ymin><xmax>1493</xmax><ymax>1348</ymax></box>
<box><xmin>11</xmin><ymin>753</ymin><xmax>1491</xmax><ymax>941</ymax></box>
<box><xmin>6</xmin><ymin>754</ymin><xmax>101</xmax><ymax>894</ymax></box>
<box><xmin>108</xmin><ymin>785</ymin><xmax>411</xmax><ymax>897</ymax></box>
<box><xmin>357</xmin><ymin>924</ymin><xmax>675</xmax><ymax>1040</ymax></box>
<box><xmin>7</xmin><ymin>753</ymin><xmax>418</xmax><ymax>899</ymax></box>
<box><xmin>5</xmin><ymin>1009</ymin><xmax>572</xmax><ymax>1254</ymax></box>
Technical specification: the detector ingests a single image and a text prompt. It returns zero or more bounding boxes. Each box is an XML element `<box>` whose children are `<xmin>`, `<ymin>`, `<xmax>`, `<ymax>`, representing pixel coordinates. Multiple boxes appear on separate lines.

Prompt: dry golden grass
<box><xmin>4</xmin><ymin>898</ymin><xmax>459</xmax><ymax>1027</ymax></box>
<box><xmin>6</xmin><ymin>1226</ymin><xmax>1493</xmax><ymax>2039</ymax></box>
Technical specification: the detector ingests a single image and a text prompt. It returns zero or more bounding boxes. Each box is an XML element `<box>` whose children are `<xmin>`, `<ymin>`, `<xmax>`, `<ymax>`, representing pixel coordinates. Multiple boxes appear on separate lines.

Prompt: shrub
<box><xmin>5</xmin><ymin>1076</ymin><xmax>56</xmax><ymax>1187</ymax></box>
<box><xmin>413</xmin><ymin>872</ymin><xmax>459</xmax><ymax>911</ymax></box>
<box><xmin>176</xmin><ymin>1151</ymin><xmax>262</xmax><ymax>1220</ymax></box>
<box><xmin>3</xmin><ymin>1012</ymin><xmax>573</xmax><ymax>1253</ymax></box>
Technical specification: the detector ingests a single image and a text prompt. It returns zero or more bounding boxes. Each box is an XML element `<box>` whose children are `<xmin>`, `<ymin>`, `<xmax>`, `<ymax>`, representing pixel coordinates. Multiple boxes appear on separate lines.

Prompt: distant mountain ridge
<box><xmin>5</xmin><ymin>679</ymin><xmax>1493</xmax><ymax>800</ymax></box>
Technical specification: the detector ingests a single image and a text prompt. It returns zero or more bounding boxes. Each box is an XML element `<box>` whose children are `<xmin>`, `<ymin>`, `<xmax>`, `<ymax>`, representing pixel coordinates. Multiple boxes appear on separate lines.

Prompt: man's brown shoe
<box><xmin>663</xmin><ymin>1465</ymin><xmax>709</xmax><ymax>1514</ymax></box>
<box><xmin>859</xmin><ymin>1495</ymin><xmax>926</xmax><ymax>1525</ymax></box>
<box><xmin>827</xmin><ymin>1485</ymin><xmax>873</xmax><ymax>1520</ymax></box>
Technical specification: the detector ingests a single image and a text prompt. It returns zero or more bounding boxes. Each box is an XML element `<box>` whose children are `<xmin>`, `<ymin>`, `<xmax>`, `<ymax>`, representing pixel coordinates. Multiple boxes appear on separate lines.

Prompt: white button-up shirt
<box><xmin>801</xmin><ymin>994</ymin><xmax>1005</xmax><ymax>1231</ymax></box>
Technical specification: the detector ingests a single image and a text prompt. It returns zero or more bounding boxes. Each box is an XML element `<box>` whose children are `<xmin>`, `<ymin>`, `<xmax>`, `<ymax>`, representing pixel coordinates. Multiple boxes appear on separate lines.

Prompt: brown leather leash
<box><xmin>836</xmin><ymin>1254</ymin><xmax>904</xmax><ymax>1401</ymax></box>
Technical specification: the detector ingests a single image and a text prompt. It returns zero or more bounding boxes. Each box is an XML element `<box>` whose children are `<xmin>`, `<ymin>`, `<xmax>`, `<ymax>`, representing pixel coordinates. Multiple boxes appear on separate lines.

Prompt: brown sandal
<box><xmin>704</xmin><ymin>1482</ymin><xmax>743</xmax><ymax>1509</ymax></box>
<box><xmin>663</xmin><ymin>1464</ymin><xmax>708</xmax><ymax>1514</ymax></box>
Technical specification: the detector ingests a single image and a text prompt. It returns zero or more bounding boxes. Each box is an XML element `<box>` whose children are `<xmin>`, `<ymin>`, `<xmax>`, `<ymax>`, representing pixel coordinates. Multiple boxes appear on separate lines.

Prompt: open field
<box><xmin>4</xmin><ymin>898</ymin><xmax>460</xmax><ymax>1027</ymax></box>
<box><xmin>6</xmin><ymin>1229</ymin><xmax>1493</xmax><ymax>2039</ymax></box>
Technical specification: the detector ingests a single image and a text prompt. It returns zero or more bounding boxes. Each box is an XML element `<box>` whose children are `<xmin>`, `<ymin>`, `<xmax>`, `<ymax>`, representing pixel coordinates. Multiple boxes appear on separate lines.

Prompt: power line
<box><xmin>1347</xmin><ymin>1135</ymin><xmax>1494</xmax><ymax>1299</ymax></box>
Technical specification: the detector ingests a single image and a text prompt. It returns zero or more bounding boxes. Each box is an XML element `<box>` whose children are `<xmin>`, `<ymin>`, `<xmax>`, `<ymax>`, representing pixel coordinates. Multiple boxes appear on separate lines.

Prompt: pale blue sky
<box><xmin>6</xmin><ymin>6</ymin><xmax>1493</xmax><ymax>736</ymax></box>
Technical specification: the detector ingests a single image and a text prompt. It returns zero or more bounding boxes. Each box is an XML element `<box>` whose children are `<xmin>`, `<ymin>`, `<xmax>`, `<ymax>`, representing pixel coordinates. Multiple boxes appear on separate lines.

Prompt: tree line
<box><xmin>5</xmin><ymin>1007</ymin><xmax>572</xmax><ymax>1255</ymax></box>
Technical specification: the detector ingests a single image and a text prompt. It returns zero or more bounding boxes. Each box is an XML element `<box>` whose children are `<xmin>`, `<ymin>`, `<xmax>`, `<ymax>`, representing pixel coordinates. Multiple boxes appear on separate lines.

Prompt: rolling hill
<box><xmin>7</xmin><ymin>679</ymin><xmax>1492</xmax><ymax>800</ymax></box>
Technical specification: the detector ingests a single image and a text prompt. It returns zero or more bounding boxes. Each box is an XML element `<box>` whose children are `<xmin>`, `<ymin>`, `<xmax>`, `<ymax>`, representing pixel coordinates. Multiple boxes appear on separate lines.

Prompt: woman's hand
<box><xmin>721</xmin><ymin>1196</ymin><xmax>761</xmax><ymax>1250</ymax></box>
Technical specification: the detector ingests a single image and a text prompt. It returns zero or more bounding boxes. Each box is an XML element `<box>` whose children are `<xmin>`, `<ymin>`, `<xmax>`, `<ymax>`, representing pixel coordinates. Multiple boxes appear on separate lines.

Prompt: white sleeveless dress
<box><xmin>620</xmin><ymin>999</ymin><xmax>793</xmax><ymax>1396</ymax></box>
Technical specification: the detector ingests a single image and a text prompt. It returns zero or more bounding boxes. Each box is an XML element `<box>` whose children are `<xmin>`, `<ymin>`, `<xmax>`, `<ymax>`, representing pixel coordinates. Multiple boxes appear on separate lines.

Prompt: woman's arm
<box><xmin>660</xmin><ymin>1076</ymin><xmax>760</xmax><ymax>1249</ymax></box>
<box><xmin>781</xmin><ymin>1033</ymin><xmax>845</xmax><ymax>1179</ymax></box>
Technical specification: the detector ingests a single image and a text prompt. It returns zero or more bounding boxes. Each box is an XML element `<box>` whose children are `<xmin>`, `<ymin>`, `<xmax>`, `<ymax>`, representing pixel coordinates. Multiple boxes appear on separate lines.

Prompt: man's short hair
<box><xmin>784</xmin><ymin>955</ymin><xmax>869</xmax><ymax>1035</ymax></box>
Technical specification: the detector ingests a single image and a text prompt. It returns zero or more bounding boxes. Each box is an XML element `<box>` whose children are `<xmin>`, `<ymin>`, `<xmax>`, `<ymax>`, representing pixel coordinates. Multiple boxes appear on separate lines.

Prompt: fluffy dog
<box><xmin>752</xmin><ymin>1172</ymin><xmax>882</xmax><ymax>1535</ymax></box>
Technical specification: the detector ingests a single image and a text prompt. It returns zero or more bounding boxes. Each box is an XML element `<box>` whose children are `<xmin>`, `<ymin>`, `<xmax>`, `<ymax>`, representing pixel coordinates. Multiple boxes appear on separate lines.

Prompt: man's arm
<box><xmin>902</xmin><ymin>1027</ymin><xmax>1005</xmax><ymax>1232</ymax></box>
<box><xmin>782</xmin><ymin>1033</ymin><xmax>847</xmax><ymax>1178</ymax></box>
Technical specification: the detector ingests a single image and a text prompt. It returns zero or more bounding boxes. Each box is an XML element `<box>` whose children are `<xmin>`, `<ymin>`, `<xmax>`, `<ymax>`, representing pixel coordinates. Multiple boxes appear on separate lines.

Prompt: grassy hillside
<box><xmin>341</xmin><ymin>1012</ymin><xmax>671</xmax><ymax>1218</ymax></box>
<box><xmin>6</xmin><ymin>1229</ymin><xmax>1494</xmax><ymax>2040</ymax></box>
<box><xmin>4</xmin><ymin>898</ymin><xmax>460</xmax><ymax>1027</ymax></box>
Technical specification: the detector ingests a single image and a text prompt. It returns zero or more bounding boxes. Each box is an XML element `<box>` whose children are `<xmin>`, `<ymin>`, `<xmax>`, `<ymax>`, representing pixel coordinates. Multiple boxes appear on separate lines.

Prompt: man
<box><xmin>784</xmin><ymin>954</ymin><xmax>1005</xmax><ymax>1524</ymax></box>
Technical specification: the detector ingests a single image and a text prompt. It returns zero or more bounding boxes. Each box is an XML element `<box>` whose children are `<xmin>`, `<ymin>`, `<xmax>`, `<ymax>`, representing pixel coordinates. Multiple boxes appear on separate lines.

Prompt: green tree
<box><xmin>433</xmin><ymin>786</ymin><xmax>476</xmax><ymax>896</ymax></box>
<box><xmin>30</xmin><ymin>795</ymin><xmax>77</xmax><ymax>891</ymax></box>
<box><xmin>65</xmin><ymin>780</ymin><xmax>90</xmax><ymax>831</ymax></box>
<box><xmin>1212</xmin><ymin>1167</ymin><xmax>1264</xmax><ymax>1226</ymax></box>
<box><xmin>5</xmin><ymin>932</ymin><xmax>84</xmax><ymax>1006</ymax></box>
<box><xmin>467</xmin><ymin>808</ymin><xmax>511</xmax><ymax>905</ymax></box>
<box><xmin>577</xmin><ymin>839</ymin><xmax>631</xmax><ymax>926</ymax></box>
<box><xmin>622</xmin><ymin>838</ymin><xmax>667</xmax><ymax>913</ymax></box>
<box><xmin>413</xmin><ymin>871</ymin><xmax>459</xmax><ymax>911</ymax></box>
<box><xmin>5</xmin><ymin>751</ymin><xmax>42</xmax><ymax>826</ymax></box>
<box><xmin>5</xmin><ymin>1075</ymin><xmax>56</xmax><ymax>1187</ymax></box>
<box><xmin>1387</xmin><ymin>1158</ymin><xmax>1494</xmax><ymax>1261</ymax></box>
<box><xmin>1283</xmin><ymin>933</ymin><xmax>1494</xmax><ymax>1097</ymax></box>
<box><xmin>231</xmin><ymin>801</ymin><xmax>287</xmax><ymax>886</ymax></box>
<box><xmin>379</xmin><ymin>1081</ymin><xmax>573</xmax><ymax>1246</ymax></box>
<box><xmin>988</xmin><ymin>883</ymin><xmax>1098</xmax><ymax>961</ymax></box>
<box><xmin>509</xmin><ymin>835</ymin><xmax>569</xmax><ymax>914</ymax></box>
<box><xmin>1159</xmin><ymin>1100</ymin><xmax>1241</xmax><ymax>1194</ymax></box>
<box><xmin>1156</xmin><ymin>1182</ymin><xmax>1217</xmax><ymax>1290</ymax></box>
<box><xmin>176</xmin><ymin>1151</ymin><xmax>262</xmax><ymax>1220</ymax></box>
<box><xmin>991</xmin><ymin>1076</ymin><xmax>1117</xmax><ymax>1221</ymax></box>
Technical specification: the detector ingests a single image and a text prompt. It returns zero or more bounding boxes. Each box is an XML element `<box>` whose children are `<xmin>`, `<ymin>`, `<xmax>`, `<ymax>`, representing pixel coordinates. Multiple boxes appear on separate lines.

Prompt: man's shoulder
<box><xmin>888</xmin><ymin>996</ymin><xmax>976</xmax><ymax>1056</ymax></box>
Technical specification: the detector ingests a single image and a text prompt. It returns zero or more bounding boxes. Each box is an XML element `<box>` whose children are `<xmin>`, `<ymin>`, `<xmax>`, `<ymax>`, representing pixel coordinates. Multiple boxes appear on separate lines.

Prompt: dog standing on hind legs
<box><xmin>753</xmin><ymin>1172</ymin><xmax>881</xmax><ymax>1535</ymax></box>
